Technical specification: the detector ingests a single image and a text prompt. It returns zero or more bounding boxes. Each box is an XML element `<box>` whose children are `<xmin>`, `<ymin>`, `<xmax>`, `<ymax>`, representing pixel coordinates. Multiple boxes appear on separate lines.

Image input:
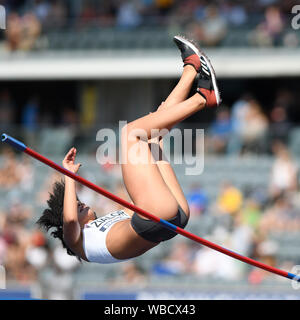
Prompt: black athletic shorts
<box><xmin>130</xmin><ymin>206</ymin><xmax>188</xmax><ymax>243</ymax></box>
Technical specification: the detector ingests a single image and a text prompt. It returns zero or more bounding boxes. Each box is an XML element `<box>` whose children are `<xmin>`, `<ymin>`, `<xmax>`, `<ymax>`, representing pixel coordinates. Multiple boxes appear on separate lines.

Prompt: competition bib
<box><xmin>85</xmin><ymin>210</ymin><xmax>130</xmax><ymax>232</ymax></box>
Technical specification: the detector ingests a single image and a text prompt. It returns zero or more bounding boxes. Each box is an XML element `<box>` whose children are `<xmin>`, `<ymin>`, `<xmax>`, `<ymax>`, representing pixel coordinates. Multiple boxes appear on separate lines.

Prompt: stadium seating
<box><xmin>42</xmin><ymin>26</ymin><xmax>299</xmax><ymax>51</ymax></box>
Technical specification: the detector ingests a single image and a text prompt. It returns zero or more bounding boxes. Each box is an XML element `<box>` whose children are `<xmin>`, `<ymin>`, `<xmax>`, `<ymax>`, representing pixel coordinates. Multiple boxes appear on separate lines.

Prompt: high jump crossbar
<box><xmin>2</xmin><ymin>133</ymin><xmax>300</xmax><ymax>283</ymax></box>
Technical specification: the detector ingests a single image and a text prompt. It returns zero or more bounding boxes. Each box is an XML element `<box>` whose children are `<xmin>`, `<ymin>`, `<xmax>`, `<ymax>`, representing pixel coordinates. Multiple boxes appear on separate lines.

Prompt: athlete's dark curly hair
<box><xmin>36</xmin><ymin>180</ymin><xmax>81</xmax><ymax>260</ymax></box>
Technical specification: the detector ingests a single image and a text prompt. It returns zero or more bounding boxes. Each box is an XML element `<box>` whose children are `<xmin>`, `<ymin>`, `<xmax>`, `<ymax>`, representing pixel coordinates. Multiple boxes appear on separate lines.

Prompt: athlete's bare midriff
<box><xmin>72</xmin><ymin>211</ymin><xmax>157</xmax><ymax>262</ymax></box>
<box><xmin>105</xmin><ymin>219</ymin><xmax>158</xmax><ymax>260</ymax></box>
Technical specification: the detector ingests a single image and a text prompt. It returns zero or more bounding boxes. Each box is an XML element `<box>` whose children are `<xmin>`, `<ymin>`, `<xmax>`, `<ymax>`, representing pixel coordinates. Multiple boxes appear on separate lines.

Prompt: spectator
<box><xmin>19</xmin><ymin>12</ymin><xmax>41</xmax><ymax>51</ymax></box>
<box><xmin>32</xmin><ymin>0</ymin><xmax>51</xmax><ymax>24</ymax></box>
<box><xmin>216</xmin><ymin>182</ymin><xmax>243</xmax><ymax>216</ymax></box>
<box><xmin>38</xmin><ymin>244</ymin><xmax>80</xmax><ymax>299</ymax></box>
<box><xmin>42</xmin><ymin>0</ymin><xmax>67</xmax><ymax>29</ymax></box>
<box><xmin>5</xmin><ymin>12</ymin><xmax>41</xmax><ymax>51</ymax></box>
<box><xmin>208</xmin><ymin>107</ymin><xmax>232</xmax><ymax>154</ymax></box>
<box><xmin>194</xmin><ymin>5</ymin><xmax>228</xmax><ymax>47</ymax></box>
<box><xmin>228</xmin><ymin>94</ymin><xmax>252</xmax><ymax>154</ymax></box>
<box><xmin>269</xmin><ymin>141</ymin><xmax>298</xmax><ymax>198</ymax></box>
<box><xmin>25</xmin><ymin>229</ymin><xmax>49</xmax><ymax>272</ymax></box>
<box><xmin>259</xmin><ymin>194</ymin><xmax>300</xmax><ymax>235</ymax></box>
<box><xmin>116</xmin><ymin>1</ymin><xmax>142</xmax><ymax>29</ymax></box>
<box><xmin>155</xmin><ymin>0</ymin><xmax>175</xmax><ymax>16</ymax></box>
<box><xmin>5</xmin><ymin>13</ymin><xmax>23</xmax><ymax>51</ymax></box>
<box><xmin>17</xmin><ymin>155</ymin><xmax>35</xmax><ymax>193</ymax></box>
<box><xmin>248</xmin><ymin>239</ymin><xmax>278</xmax><ymax>285</ymax></box>
<box><xmin>250</xmin><ymin>6</ymin><xmax>284</xmax><ymax>47</ymax></box>
<box><xmin>239</xmin><ymin>99</ymin><xmax>269</xmax><ymax>154</ymax></box>
<box><xmin>192</xmin><ymin>227</ymin><xmax>242</xmax><ymax>280</ymax></box>
<box><xmin>273</xmin><ymin>89</ymin><xmax>295</xmax><ymax>122</ymax></box>
<box><xmin>22</xmin><ymin>97</ymin><xmax>39</xmax><ymax>131</ymax></box>
<box><xmin>269</xmin><ymin>105</ymin><xmax>291</xmax><ymax>145</ymax></box>
<box><xmin>111</xmin><ymin>261</ymin><xmax>148</xmax><ymax>288</ymax></box>
<box><xmin>0</xmin><ymin>148</ymin><xmax>20</xmax><ymax>189</ymax></box>
<box><xmin>231</xmin><ymin>212</ymin><xmax>254</xmax><ymax>256</ymax></box>
<box><xmin>240</xmin><ymin>198</ymin><xmax>262</xmax><ymax>230</ymax></box>
<box><xmin>152</xmin><ymin>240</ymin><xmax>194</xmax><ymax>276</ymax></box>
<box><xmin>230</xmin><ymin>94</ymin><xmax>252</xmax><ymax>133</ymax></box>
<box><xmin>222</xmin><ymin>1</ymin><xmax>248</xmax><ymax>26</ymax></box>
<box><xmin>186</xmin><ymin>184</ymin><xmax>208</xmax><ymax>216</ymax></box>
<box><xmin>1</xmin><ymin>204</ymin><xmax>35</xmax><ymax>283</ymax></box>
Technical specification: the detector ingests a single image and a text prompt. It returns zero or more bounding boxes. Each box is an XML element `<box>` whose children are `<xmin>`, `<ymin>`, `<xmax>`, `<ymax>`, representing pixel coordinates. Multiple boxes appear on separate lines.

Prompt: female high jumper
<box><xmin>37</xmin><ymin>36</ymin><xmax>221</xmax><ymax>264</ymax></box>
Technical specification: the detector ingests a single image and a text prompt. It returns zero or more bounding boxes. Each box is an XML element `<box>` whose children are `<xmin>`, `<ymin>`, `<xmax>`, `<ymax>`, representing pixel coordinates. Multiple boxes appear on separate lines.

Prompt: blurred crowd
<box><xmin>205</xmin><ymin>88</ymin><xmax>296</xmax><ymax>156</ymax></box>
<box><xmin>1</xmin><ymin>0</ymin><xmax>299</xmax><ymax>51</ymax></box>
<box><xmin>1</xmin><ymin>85</ymin><xmax>298</xmax><ymax>156</ymax></box>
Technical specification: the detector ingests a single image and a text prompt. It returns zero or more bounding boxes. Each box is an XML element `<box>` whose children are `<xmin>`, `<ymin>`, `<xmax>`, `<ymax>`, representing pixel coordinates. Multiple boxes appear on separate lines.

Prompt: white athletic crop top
<box><xmin>82</xmin><ymin>210</ymin><xmax>131</xmax><ymax>264</ymax></box>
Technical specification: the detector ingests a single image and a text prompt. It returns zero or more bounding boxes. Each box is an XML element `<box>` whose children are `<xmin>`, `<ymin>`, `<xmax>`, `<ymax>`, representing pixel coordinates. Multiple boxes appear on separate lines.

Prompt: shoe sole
<box><xmin>174</xmin><ymin>35</ymin><xmax>221</xmax><ymax>106</ymax></box>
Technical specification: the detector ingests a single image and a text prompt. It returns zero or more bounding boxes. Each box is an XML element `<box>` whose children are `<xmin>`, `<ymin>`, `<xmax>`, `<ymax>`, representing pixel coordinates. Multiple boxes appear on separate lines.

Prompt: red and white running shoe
<box><xmin>173</xmin><ymin>35</ymin><xmax>221</xmax><ymax>108</ymax></box>
<box><xmin>173</xmin><ymin>35</ymin><xmax>202</xmax><ymax>72</ymax></box>
<box><xmin>196</xmin><ymin>54</ymin><xmax>221</xmax><ymax>108</ymax></box>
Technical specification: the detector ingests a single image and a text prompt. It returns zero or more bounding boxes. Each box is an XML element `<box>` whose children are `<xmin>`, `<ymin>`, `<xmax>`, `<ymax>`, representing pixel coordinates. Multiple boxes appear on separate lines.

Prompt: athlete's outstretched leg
<box><xmin>121</xmin><ymin>65</ymin><xmax>204</xmax><ymax>221</ymax></box>
<box><xmin>147</xmin><ymin>67</ymin><xmax>196</xmax><ymax>216</ymax></box>
<box><xmin>145</xmin><ymin>36</ymin><xmax>205</xmax><ymax>216</ymax></box>
<box><xmin>147</xmin><ymin>36</ymin><xmax>221</xmax><ymax>218</ymax></box>
<box><xmin>128</xmin><ymin>64</ymin><xmax>200</xmax><ymax>218</ymax></box>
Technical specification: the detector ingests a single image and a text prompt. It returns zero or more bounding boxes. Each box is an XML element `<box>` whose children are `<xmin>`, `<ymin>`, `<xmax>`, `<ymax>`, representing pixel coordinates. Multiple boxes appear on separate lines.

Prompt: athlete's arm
<box><xmin>62</xmin><ymin>148</ymin><xmax>82</xmax><ymax>247</ymax></box>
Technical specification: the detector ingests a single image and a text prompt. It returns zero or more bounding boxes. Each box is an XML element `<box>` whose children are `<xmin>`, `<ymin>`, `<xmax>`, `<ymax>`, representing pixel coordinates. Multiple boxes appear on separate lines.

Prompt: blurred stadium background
<box><xmin>0</xmin><ymin>0</ymin><xmax>300</xmax><ymax>300</ymax></box>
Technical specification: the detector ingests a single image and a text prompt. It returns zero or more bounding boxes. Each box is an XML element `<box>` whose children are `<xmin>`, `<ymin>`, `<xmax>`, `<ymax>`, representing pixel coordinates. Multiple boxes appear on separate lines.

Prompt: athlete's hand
<box><xmin>62</xmin><ymin>148</ymin><xmax>82</xmax><ymax>173</ymax></box>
